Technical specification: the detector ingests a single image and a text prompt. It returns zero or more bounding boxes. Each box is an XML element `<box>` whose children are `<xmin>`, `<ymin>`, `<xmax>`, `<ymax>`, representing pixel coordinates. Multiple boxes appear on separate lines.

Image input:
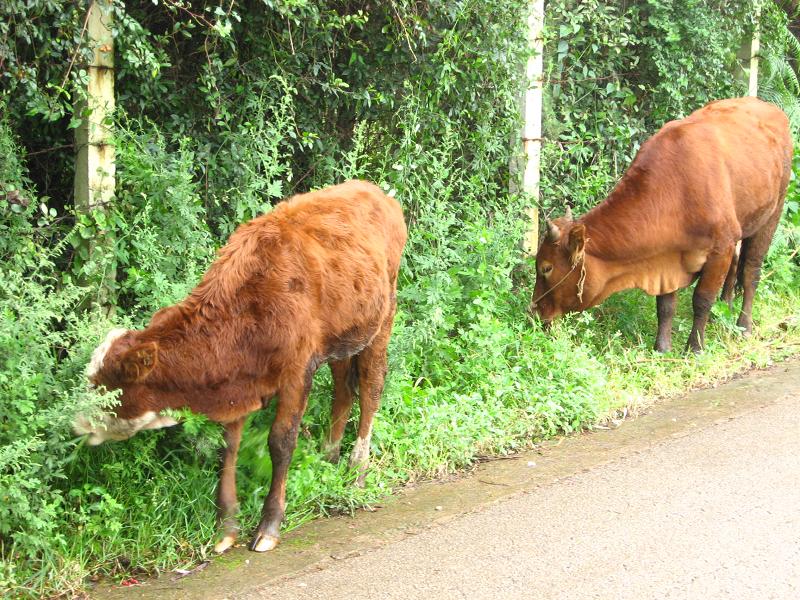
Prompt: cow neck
<box><xmin>137</xmin><ymin>324</ymin><xmax>268</xmax><ymax>421</ymax></box>
<box><xmin>579</xmin><ymin>170</ymin><xmax>664</xmax><ymax>301</ymax></box>
<box><xmin>139</xmin><ymin>311</ymin><xmax>249</xmax><ymax>393</ymax></box>
<box><xmin>582</xmin><ymin>167</ymin><xmax>653</xmax><ymax>255</ymax></box>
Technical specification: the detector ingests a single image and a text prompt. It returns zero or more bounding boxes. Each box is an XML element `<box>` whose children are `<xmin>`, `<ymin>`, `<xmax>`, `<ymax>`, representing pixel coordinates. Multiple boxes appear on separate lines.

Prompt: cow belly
<box><xmin>636</xmin><ymin>252</ymin><xmax>701</xmax><ymax>295</ymax></box>
<box><xmin>321</xmin><ymin>291</ymin><xmax>389</xmax><ymax>361</ymax></box>
<box><xmin>738</xmin><ymin>201</ymin><xmax>779</xmax><ymax>239</ymax></box>
<box><xmin>680</xmin><ymin>250</ymin><xmax>708</xmax><ymax>274</ymax></box>
<box><xmin>323</xmin><ymin>320</ymin><xmax>383</xmax><ymax>360</ymax></box>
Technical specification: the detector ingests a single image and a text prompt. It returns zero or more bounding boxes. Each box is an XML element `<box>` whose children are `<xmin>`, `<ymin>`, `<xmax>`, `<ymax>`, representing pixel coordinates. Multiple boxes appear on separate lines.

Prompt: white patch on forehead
<box><xmin>73</xmin><ymin>410</ymin><xmax>179</xmax><ymax>445</ymax></box>
<box><xmin>87</xmin><ymin>328</ymin><xmax>128</xmax><ymax>379</ymax></box>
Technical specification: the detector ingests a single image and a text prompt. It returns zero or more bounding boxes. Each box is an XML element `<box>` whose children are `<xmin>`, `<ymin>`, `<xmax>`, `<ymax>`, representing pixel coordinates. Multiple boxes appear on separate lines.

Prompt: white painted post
<box><xmin>74</xmin><ymin>0</ymin><xmax>116</xmax><ymax>312</ymax></box>
<box><xmin>749</xmin><ymin>2</ymin><xmax>761</xmax><ymax>97</ymax></box>
<box><xmin>522</xmin><ymin>0</ymin><xmax>544</xmax><ymax>257</ymax></box>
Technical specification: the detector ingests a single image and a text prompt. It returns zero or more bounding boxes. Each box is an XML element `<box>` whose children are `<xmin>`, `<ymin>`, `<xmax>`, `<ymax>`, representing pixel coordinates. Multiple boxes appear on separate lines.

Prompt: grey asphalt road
<box><xmin>249</xmin><ymin>375</ymin><xmax>800</xmax><ymax>600</ymax></box>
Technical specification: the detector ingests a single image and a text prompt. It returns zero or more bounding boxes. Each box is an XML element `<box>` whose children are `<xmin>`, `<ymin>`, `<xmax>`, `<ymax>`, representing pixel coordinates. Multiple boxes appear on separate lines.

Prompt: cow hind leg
<box><xmin>737</xmin><ymin>212</ymin><xmax>782</xmax><ymax>336</ymax></box>
<box><xmin>654</xmin><ymin>292</ymin><xmax>677</xmax><ymax>353</ymax></box>
<box><xmin>349</xmin><ymin>310</ymin><xmax>396</xmax><ymax>487</ymax></box>
<box><xmin>214</xmin><ymin>417</ymin><xmax>245</xmax><ymax>553</ymax></box>
<box><xmin>720</xmin><ymin>241</ymin><xmax>740</xmax><ymax>309</ymax></box>
<box><xmin>687</xmin><ymin>246</ymin><xmax>736</xmax><ymax>353</ymax></box>
<box><xmin>323</xmin><ymin>358</ymin><xmax>357</xmax><ymax>463</ymax></box>
<box><xmin>250</xmin><ymin>384</ymin><xmax>309</xmax><ymax>552</ymax></box>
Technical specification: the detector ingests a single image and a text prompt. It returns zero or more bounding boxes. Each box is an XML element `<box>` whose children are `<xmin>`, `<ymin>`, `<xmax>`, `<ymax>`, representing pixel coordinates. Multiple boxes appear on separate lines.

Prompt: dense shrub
<box><xmin>1</xmin><ymin>1</ymin><xmax>799</xmax><ymax>596</ymax></box>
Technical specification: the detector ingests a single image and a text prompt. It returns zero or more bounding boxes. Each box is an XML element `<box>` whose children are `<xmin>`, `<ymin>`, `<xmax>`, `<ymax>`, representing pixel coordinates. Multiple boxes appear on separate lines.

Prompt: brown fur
<box><xmin>530</xmin><ymin>97</ymin><xmax>792</xmax><ymax>352</ymax></box>
<box><xmin>81</xmin><ymin>180</ymin><xmax>407</xmax><ymax>551</ymax></box>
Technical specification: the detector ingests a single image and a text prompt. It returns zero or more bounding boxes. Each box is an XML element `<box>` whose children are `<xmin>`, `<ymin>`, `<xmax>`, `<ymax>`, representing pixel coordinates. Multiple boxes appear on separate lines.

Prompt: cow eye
<box><xmin>540</xmin><ymin>264</ymin><xmax>553</xmax><ymax>277</ymax></box>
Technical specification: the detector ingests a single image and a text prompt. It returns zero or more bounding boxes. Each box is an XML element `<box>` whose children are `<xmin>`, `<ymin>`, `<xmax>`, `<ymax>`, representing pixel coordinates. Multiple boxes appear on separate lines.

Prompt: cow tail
<box><xmin>347</xmin><ymin>355</ymin><xmax>360</xmax><ymax>397</ymax></box>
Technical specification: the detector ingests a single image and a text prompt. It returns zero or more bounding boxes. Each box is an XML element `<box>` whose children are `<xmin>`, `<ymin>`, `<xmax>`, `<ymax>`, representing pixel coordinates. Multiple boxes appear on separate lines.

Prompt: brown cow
<box><xmin>530</xmin><ymin>97</ymin><xmax>792</xmax><ymax>352</ymax></box>
<box><xmin>73</xmin><ymin>180</ymin><xmax>407</xmax><ymax>553</ymax></box>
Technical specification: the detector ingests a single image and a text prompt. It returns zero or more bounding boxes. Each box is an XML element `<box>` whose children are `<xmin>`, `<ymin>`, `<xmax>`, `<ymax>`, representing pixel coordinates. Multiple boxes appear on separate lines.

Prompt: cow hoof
<box><xmin>736</xmin><ymin>316</ymin><xmax>753</xmax><ymax>336</ymax></box>
<box><xmin>250</xmin><ymin>534</ymin><xmax>279</xmax><ymax>553</ymax></box>
<box><xmin>348</xmin><ymin>461</ymin><xmax>368</xmax><ymax>488</ymax></box>
<box><xmin>214</xmin><ymin>534</ymin><xmax>237</xmax><ymax>554</ymax></box>
<box><xmin>321</xmin><ymin>439</ymin><xmax>341</xmax><ymax>464</ymax></box>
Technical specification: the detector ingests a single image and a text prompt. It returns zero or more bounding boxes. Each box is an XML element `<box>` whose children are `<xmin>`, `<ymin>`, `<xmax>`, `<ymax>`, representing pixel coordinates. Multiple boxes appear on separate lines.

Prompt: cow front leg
<box><xmin>323</xmin><ymin>358</ymin><xmax>356</xmax><ymax>463</ymax></box>
<box><xmin>250</xmin><ymin>385</ymin><xmax>308</xmax><ymax>552</ymax></box>
<box><xmin>214</xmin><ymin>417</ymin><xmax>245</xmax><ymax>553</ymax></box>
<box><xmin>654</xmin><ymin>292</ymin><xmax>676</xmax><ymax>353</ymax></box>
<box><xmin>687</xmin><ymin>247</ymin><xmax>734</xmax><ymax>353</ymax></box>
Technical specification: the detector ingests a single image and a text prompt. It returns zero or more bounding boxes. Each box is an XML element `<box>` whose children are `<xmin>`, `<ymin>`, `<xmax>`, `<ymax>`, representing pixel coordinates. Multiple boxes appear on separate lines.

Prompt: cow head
<box><xmin>73</xmin><ymin>328</ymin><xmax>177</xmax><ymax>445</ymax></box>
<box><xmin>530</xmin><ymin>208</ymin><xmax>588</xmax><ymax>324</ymax></box>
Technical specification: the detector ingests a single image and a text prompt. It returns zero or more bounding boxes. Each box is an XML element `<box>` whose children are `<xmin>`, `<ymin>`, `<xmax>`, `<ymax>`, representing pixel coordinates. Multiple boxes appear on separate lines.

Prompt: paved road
<box><xmin>250</xmin><ymin>377</ymin><xmax>800</xmax><ymax>599</ymax></box>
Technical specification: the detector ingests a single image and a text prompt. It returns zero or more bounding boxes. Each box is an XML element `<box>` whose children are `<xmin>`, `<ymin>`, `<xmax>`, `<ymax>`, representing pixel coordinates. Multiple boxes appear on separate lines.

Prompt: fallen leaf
<box><xmin>171</xmin><ymin>561</ymin><xmax>210</xmax><ymax>581</ymax></box>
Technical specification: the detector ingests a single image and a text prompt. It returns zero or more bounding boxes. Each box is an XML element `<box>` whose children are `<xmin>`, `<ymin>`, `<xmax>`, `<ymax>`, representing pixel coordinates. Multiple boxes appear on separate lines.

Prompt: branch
<box><xmin>26</xmin><ymin>143</ymin><xmax>75</xmax><ymax>157</ymax></box>
<box><xmin>59</xmin><ymin>5</ymin><xmax>92</xmax><ymax>94</ymax></box>
<box><xmin>546</xmin><ymin>72</ymin><xmax>639</xmax><ymax>85</ymax></box>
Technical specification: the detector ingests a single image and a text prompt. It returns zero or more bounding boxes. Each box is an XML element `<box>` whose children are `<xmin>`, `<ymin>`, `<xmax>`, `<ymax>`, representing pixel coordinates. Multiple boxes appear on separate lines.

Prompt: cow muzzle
<box><xmin>73</xmin><ymin>411</ymin><xmax>179</xmax><ymax>445</ymax></box>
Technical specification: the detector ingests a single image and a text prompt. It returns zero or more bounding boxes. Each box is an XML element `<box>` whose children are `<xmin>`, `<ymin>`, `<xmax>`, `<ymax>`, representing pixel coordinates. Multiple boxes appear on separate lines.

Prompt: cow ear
<box><xmin>567</xmin><ymin>224</ymin><xmax>586</xmax><ymax>263</ymax></box>
<box><xmin>120</xmin><ymin>342</ymin><xmax>158</xmax><ymax>382</ymax></box>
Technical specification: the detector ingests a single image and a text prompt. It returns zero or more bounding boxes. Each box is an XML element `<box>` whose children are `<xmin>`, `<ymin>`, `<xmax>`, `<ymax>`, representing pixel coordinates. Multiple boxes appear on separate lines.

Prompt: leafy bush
<box><xmin>0</xmin><ymin>114</ymin><xmax>115</xmax><ymax>594</ymax></box>
<box><xmin>540</xmin><ymin>0</ymin><xmax>754</xmax><ymax>216</ymax></box>
<box><xmin>112</xmin><ymin>119</ymin><xmax>216</xmax><ymax>310</ymax></box>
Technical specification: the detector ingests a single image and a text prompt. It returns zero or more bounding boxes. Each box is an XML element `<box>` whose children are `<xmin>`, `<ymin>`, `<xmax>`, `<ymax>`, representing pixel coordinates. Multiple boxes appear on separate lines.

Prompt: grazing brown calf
<box><xmin>530</xmin><ymin>97</ymin><xmax>792</xmax><ymax>352</ymax></box>
<box><xmin>73</xmin><ymin>180</ymin><xmax>407</xmax><ymax>553</ymax></box>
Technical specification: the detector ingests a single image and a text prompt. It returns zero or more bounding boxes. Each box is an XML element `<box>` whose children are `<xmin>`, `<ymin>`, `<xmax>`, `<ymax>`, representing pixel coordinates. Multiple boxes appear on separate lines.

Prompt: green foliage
<box><xmin>1</xmin><ymin>1</ymin><xmax>799</xmax><ymax>597</ymax></box>
<box><xmin>112</xmin><ymin>119</ymin><xmax>216</xmax><ymax>309</ymax></box>
<box><xmin>760</xmin><ymin>3</ymin><xmax>800</xmax><ymax>134</ymax></box>
<box><xmin>0</xmin><ymin>115</ymin><xmax>120</xmax><ymax>595</ymax></box>
<box><xmin>0</xmin><ymin>1</ymin><xmax>88</xmax><ymax>122</ymax></box>
<box><xmin>541</xmin><ymin>0</ymin><xmax>751</xmax><ymax>215</ymax></box>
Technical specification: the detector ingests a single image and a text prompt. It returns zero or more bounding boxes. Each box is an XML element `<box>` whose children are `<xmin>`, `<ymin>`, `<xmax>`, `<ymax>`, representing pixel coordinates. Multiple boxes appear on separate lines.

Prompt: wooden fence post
<box><xmin>522</xmin><ymin>0</ymin><xmax>544</xmax><ymax>257</ymax></box>
<box><xmin>749</xmin><ymin>2</ymin><xmax>761</xmax><ymax>97</ymax></box>
<box><xmin>74</xmin><ymin>0</ymin><xmax>116</xmax><ymax>314</ymax></box>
